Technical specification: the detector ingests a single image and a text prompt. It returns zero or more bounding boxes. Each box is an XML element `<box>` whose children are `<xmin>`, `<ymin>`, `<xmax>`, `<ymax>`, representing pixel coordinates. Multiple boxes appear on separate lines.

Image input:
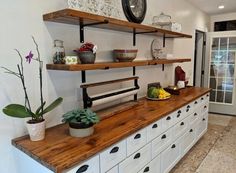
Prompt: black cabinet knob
<box><xmin>134</xmin><ymin>133</ymin><xmax>141</xmax><ymax>139</ymax></box>
<box><xmin>76</xmin><ymin>165</ymin><xmax>89</xmax><ymax>173</ymax></box>
<box><xmin>166</xmin><ymin>116</ymin><xmax>171</xmax><ymax>120</ymax></box>
<box><xmin>177</xmin><ymin>110</ymin><xmax>182</xmax><ymax>114</ymax></box>
<box><xmin>207</xmin><ymin>94</ymin><xmax>209</xmax><ymax>97</ymax></box>
<box><xmin>110</xmin><ymin>146</ymin><xmax>119</xmax><ymax>154</ymax></box>
<box><xmin>194</xmin><ymin>113</ymin><xmax>197</xmax><ymax>116</ymax></box>
<box><xmin>180</xmin><ymin>122</ymin><xmax>184</xmax><ymax>126</ymax></box>
<box><xmin>144</xmin><ymin>166</ymin><xmax>150</xmax><ymax>172</ymax></box>
<box><xmin>186</xmin><ymin>108</ymin><xmax>189</xmax><ymax>112</ymax></box>
<box><xmin>194</xmin><ymin>101</ymin><xmax>198</xmax><ymax>104</ymax></box>
<box><xmin>204</xmin><ymin>106</ymin><xmax>207</xmax><ymax>109</ymax></box>
<box><xmin>190</xmin><ymin>129</ymin><xmax>193</xmax><ymax>132</ymax></box>
<box><xmin>161</xmin><ymin>134</ymin><xmax>166</xmax><ymax>139</ymax></box>
<box><xmin>171</xmin><ymin>144</ymin><xmax>176</xmax><ymax>148</ymax></box>
<box><xmin>203</xmin><ymin>118</ymin><xmax>206</xmax><ymax>121</ymax></box>
<box><xmin>201</xmin><ymin>97</ymin><xmax>204</xmax><ymax>100</ymax></box>
<box><xmin>187</xmin><ymin>105</ymin><xmax>191</xmax><ymax>109</ymax></box>
<box><xmin>134</xmin><ymin>153</ymin><xmax>141</xmax><ymax>159</ymax></box>
<box><xmin>152</xmin><ymin>124</ymin><xmax>158</xmax><ymax>129</ymax></box>
<box><xmin>177</xmin><ymin>113</ymin><xmax>181</xmax><ymax>118</ymax></box>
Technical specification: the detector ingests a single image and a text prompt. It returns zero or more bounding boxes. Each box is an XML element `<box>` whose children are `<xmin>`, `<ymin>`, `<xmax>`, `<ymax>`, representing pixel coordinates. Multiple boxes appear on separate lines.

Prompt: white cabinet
<box><xmin>196</xmin><ymin>113</ymin><xmax>208</xmax><ymax>140</ymax></box>
<box><xmin>180</xmin><ymin>127</ymin><xmax>196</xmax><ymax>156</ymax></box>
<box><xmin>160</xmin><ymin>139</ymin><xmax>181</xmax><ymax>173</ymax></box>
<box><xmin>106</xmin><ymin>166</ymin><xmax>118</xmax><ymax>173</ymax></box>
<box><xmin>127</xmin><ymin>128</ymin><xmax>147</xmax><ymax>156</ymax></box>
<box><xmin>151</xmin><ymin>128</ymin><xmax>172</xmax><ymax>159</ymax></box>
<box><xmin>119</xmin><ymin>144</ymin><xmax>151</xmax><ymax>173</ymax></box>
<box><xmin>162</xmin><ymin>113</ymin><xmax>176</xmax><ymax>132</ymax></box>
<box><xmin>100</xmin><ymin>140</ymin><xmax>126</xmax><ymax>173</ymax></box>
<box><xmin>147</xmin><ymin>118</ymin><xmax>163</xmax><ymax>143</ymax></box>
<box><xmin>65</xmin><ymin>155</ymin><xmax>99</xmax><ymax>173</ymax></box>
<box><xmin>138</xmin><ymin>155</ymin><xmax>161</xmax><ymax>173</ymax></box>
<box><xmin>172</xmin><ymin>116</ymin><xmax>189</xmax><ymax>141</ymax></box>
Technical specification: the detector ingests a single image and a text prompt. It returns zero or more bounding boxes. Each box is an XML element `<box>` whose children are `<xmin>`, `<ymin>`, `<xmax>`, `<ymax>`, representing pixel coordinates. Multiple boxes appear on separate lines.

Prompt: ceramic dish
<box><xmin>113</xmin><ymin>49</ymin><xmax>138</xmax><ymax>62</ymax></box>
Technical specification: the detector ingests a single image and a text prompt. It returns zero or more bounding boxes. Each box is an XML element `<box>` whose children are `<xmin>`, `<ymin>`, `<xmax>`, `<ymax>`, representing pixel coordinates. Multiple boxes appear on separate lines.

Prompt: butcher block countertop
<box><xmin>12</xmin><ymin>87</ymin><xmax>211</xmax><ymax>173</ymax></box>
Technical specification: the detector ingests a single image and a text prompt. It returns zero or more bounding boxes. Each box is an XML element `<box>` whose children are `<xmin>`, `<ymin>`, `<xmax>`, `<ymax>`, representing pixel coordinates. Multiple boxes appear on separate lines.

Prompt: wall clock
<box><xmin>122</xmin><ymin>0</ymin><xmax>147</xmax><ymax>23</ymax></box>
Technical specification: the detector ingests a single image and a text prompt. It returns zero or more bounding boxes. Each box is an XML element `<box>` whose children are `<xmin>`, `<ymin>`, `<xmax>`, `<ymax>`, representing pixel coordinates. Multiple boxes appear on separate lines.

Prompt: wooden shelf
<box><xmin>46</xmin><ymin>58</ymin><xmax>191</xmax><ymax>71</ymax></box>
<box><xmin>43</xmin><ymin>9</ymin><xmax>192</xmax><ymax>39</ymax></box>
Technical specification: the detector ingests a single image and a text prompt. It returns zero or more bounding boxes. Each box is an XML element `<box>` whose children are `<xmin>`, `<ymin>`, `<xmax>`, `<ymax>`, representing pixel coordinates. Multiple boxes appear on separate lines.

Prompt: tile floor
<box><xmin>170</xmin><ymin>113</ymin><xmax>236</xmax><ymax>173</ymax></box>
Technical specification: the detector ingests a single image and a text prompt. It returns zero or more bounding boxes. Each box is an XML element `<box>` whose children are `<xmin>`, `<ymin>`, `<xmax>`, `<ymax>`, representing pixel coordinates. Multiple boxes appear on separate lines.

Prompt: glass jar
<box><xmin>53</xmin><ymin>40</ymin><xmax>65</xmax><ymax>64</ymax></box>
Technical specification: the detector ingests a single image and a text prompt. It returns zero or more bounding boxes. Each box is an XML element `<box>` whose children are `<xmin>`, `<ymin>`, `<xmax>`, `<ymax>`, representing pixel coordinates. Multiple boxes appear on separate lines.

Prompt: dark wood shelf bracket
<box><xmin>163</xmin><ymin>33</ymin><xmax>166</xmax><ymax>47</ymax></box>
<box><xmin>162</xmin><ymin>64</ymin><xmax>165</xmax><ymax>71</ymax></box>
<box><xmin>80</xmin><ymin>19</ymin><xmax>109</xmax><ymax>43</ymax></box>
<box><xmin>133</xmin><ymin>29</ymin><xmax>158</xmax><ymax>46</ymax></box>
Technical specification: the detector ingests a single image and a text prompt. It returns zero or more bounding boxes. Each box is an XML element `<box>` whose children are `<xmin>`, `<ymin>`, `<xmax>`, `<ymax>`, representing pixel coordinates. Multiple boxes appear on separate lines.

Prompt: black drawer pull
<box><xmin>204</xmin><ymin>106</ymin><xmax>207</xmax><ymax>109</ymax></box>
<box><xmin>207</xmin><ymin>94</ymin><xmax>209</xmax><ymax>97</ymax></box>
<box><xmin>194</xmin><ymin>101</ymin><xmax>198</xmax><ymax>104</ymax></box>
<box><xmin>161</xmin><ymin>134</ymin><xmax>166</xmax><ymax>139</ymax></box>
<box><xmin>134</xmin><ymin>133</ymin><xmax>141</xmax><ymax>139</ymax></box>
<box><xmin>194</xmin><ymin>113</ymin><xmax>197</xmax><ymax>116</ymax></box>
<box><xmin>134</xmin><ymin>153</ymin><xmax>141</xmax><ymax>159</ymax></box>
<box><xmin>187</xmin><ymin>105</ymin><xmax>191</xmax><ymax>109</ymax></box>
<box><xmin>186</xmin><ymin>108</ymin><xmax>189</xmax><ymax>112</ymax></box>
<box><xmin>171</xmin><ymin>144</ymin><xmax>176</xmax><ymax>149</ymax></box>
<box><xmin>177</xmin><ymin>110</ymin><xmax>182</xmax><ymax>114</ymax></box>
<box><xmin>201</xmin><ymin>97</ymin><xmax>204</xmax><ymax>100</ymax></box>
<box><xmin>144</xmin><ymin>166</ymin><xmax>150</xmax><ymax>172</ymax></box>
<box><xmin>203</xmin><ymin>118</ymin><xmax>206</xmax><ymax>121</ymax></box>
<box><xmin>76</xmin><ymin>165</ymin><xmax>89</xmax><ymax>173</ymax></box>
<box><xmin>110</xmin><ymin>146</ymin><xmax>119</xmax><ymax>154</ymax></box>
<box><xmin>152</xmin><ymin>124</ymin><xmax>158</xmax><ymax>129</ymax></box>
<box><xmin>190</xmin><ymin>129</ymin><xmax>193</xmax><ymax>132</ymax></box>
<box><xmin>177</xmin><ymin>113</ymin><xmax>181</xmax><ymax>118</ymax></box>
<box><xmin>180</xmin><ymin>122</ymin><xmax>184</xmax><ymax>126</ymax></box>
<box><xmin>166</xmin><ymin>116</ymin><xmax>171</xmax><ymax>120</ymax></box>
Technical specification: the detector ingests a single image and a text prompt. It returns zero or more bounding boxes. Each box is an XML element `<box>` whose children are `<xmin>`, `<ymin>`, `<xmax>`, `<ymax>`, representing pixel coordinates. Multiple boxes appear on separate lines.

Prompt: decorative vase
<box><xmin>26</xmin><ymin>120</ymin><xmax>46</xmax><ymax>141</ymax></box>
<box><xmin>69</xmin><ymin>122</ymin><xmax>94</xmax><ymax>137</ymax></box>
<box><xmin>78</xmin><ymin>51</ymin><xmax>96</xmax><ymax>64</ymax></box>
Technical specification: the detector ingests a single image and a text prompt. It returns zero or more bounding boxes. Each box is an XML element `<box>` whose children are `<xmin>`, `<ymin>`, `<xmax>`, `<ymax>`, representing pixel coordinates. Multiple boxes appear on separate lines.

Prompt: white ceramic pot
<box><xmin>26</xmin><ymin>120</ymin><xmax>46</xmax><ymax>141</ymax></box>
<box><xmin>69</xmin><ymin>126</ymin><xmax>94</xmax><ymax>138</ymax></box>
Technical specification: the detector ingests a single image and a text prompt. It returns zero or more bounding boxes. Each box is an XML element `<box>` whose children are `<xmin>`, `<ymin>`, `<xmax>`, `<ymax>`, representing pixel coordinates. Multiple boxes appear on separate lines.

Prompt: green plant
<box><xmin>62</xmin><ymin>108</ymin><xmax>99</xmax><ymax>126</ymax></box>
<box><xmin>1</xmin><ymin>37</ymin><xmax>63</xmax><ymax>123</ymax></box>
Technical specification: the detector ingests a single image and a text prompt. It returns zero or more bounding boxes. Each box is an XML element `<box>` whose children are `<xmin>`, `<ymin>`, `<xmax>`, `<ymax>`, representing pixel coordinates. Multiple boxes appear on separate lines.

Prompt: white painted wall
<box><xmin>210</xmin><ymin>12</ymin><xmax>236</xmax><ymax>31</ymax></box>
<box><xmin>0</xmin><ymin>0</ymin><xmax>209</xmax><ymax>172</ymax></box>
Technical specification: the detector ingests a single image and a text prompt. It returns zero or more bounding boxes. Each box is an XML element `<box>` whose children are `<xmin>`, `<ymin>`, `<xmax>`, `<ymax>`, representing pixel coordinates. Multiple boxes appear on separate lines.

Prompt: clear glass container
<box><xmin>53</xmin><ymin>40</ymin><xmax>65</xmax><ymax>64</ymax></box>
<box><xmin>152</xmin><ymin>12</ymin><xmax>171</xmax><ymax>27</ymax></box>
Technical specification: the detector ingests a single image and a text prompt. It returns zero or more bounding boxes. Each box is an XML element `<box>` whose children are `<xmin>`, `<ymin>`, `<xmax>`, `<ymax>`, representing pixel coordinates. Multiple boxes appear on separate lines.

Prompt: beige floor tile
<box><xmin>208</xmin><ymin>113</ymin><xmax>232</xmax><ymax>127</ymax></box>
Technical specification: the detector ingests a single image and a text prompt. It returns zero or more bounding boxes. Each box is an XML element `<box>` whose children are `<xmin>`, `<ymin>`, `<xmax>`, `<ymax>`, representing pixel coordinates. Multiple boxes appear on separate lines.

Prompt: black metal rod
<box><xmin>83</xmin><ymin>20</ymin><xmax>109</xmax><ymax>27</ymax></box>
<box><xmin>135</xmin><ymin>30</ymin><xmax>157</xmax><ymax>35</ymax></box>
<box><xmin>80</xmin><ymin>25</ymin><xmax>84</xmax><ymax>43</ymax></box>
<box><xmin>133</xmin><ymin>28</ymin><xmax>136</xmax><ymax>46</ymax></box>
<box><xmin>163</xmin><ymin>33</ymin><xmax>166</xmax><ymax>47</ymax></box>
<box><xmin>133</xmin><ymin>66</ymin><xmax>136</xmax><ymax>76</ymax></box>
<box><xmin>162</xmin><ymin>64</ymin><xmax>165</xmax><ymax>71</ymax></box>
<box><xmin>81</xmin><ymin>71</ymin><xmax>88</xmax><ymax>108</ymax></box>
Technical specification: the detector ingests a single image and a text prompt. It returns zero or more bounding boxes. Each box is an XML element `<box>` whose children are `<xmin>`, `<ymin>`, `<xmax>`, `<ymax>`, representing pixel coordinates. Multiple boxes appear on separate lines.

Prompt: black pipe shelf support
<box><xmin>80</xmin><ymin>20</ymin><xmax>109</xmax><ymax>43</ymax></box>
<box><xmin>133</xmin><ymin>29</ymin><xmax>158</xmax><ymax>46</ymax></box>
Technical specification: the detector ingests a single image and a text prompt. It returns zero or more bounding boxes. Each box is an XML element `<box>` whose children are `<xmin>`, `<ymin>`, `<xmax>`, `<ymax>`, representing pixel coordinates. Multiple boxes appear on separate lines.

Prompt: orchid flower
<box><xmin>25</xmin><ymin>51</ymin><xmax>33</xmax><ymax>63</ymax></box>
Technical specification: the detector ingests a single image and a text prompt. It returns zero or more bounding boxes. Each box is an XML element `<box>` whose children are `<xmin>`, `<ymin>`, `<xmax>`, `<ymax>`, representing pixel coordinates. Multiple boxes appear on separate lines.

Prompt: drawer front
<box><xmin>183</xmin><ymin>102</ymin><xmax>194</xmax><ymax>116</ymax></box>
<box><xmin>106</xmin><ymin>166</ymin><xmax>118</xmax><ymax>173</ymax></box>
<box><xmin>138</xmin><ymin>154</ymin><xmax>161</xmax><ymax>173</ymax></box>
<box><xmin>161</xmin><ymin>139</ymin><xmax>181</xmax><ymax>173</ymax></box>
<box><xmin>173</xmin><ymin>108</ymin><xmax>187</xmax><ymax>124</ymax></box>
<box><xmin>65</xmin><ymin>155</ymin><xmax>99</xmax><ymax>173</ymax></box>
<box><xmin>147</xmin><ymin>118</ymin><xmax>163</xmax><ymax>143</ymax></box>
<box><xmin>201</xmin><ymin>101</ymin><xmax>209</xmax><ymax>115</ymax></box>
<box><xmin>127</xmin><ymin>128</ymin><xmax>147</xmax><ymax>156</ymax></box>
<box><xmin>196</xmin><ymin>113</ymin><xmax>208</xmax><ymax>140</ymax></box>
<box><xmin>119</xmin><ymin>144</ymin><xmax>151</xmax><ymax>173</ymax></box>
<box><xmin>192</xmin><ymin>98</ymin><xmax>201</xmax><ymax>109</ymax></box>
<box><xmin>180</xmin><ymin>127</ymin><xmax>196</xmax><ymax>156</ymax></box>
<box><xmin>173</xmin><ymin>116</ymin><xmax>189</xmax><ymax>141</ymax></box>
<box><xmin>100</xmin><ymin>140</ymin><xmax>126</xmax><ymax>173</ymax></box>
<box><xmin>151</xmin><ymin>128</ymin><xmax>172</xmax><ymax>159</ymax></box>
<box><xmin>189</xmin><ymin>109</ymin><xmax>200</xmax><ymax>127</ymax></box>
<box><xmin>162</xmin><ymin>113</ymin><xmax>176</xmax><ymax>132</ymax></box>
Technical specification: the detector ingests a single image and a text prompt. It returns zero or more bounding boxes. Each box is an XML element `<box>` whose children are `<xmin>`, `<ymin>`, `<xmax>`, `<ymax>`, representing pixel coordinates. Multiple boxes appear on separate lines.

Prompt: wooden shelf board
<box><xmin>43</xmin><ymin>9</ymin><xmax>192</xmax><ymax>38</ymax></box>
<box><xmin>46</xmin><ymin>59</ymin><xmax>191</xmax><ymax>71</ymax></box>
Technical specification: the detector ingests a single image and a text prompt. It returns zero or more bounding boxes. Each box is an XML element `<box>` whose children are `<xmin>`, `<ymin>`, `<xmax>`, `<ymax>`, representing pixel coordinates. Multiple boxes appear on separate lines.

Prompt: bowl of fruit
<box><xmin>147</xmin><ymin>83</ymin><xmax>171</xmax><ymax>100</ymax></box>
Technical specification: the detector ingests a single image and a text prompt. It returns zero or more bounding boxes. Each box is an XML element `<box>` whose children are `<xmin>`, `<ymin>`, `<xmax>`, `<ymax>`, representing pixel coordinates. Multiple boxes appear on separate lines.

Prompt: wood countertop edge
<box><xmin>12</xmin><ymin>87</ymin><xmax>211</xmax><ymax>173</ymax></box>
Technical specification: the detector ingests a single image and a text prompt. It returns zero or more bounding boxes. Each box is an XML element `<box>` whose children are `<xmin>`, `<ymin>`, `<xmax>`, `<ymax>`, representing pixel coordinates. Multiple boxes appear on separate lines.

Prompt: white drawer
<box><xmin>151</xmin><ymin>128</ymin><xmax>172</xmax><ymax>159</ymax></box>
<box><xmin>196</xmin><ymin>113</ymin><xmax>208</xmax><ymax>140</ymax></box>
<box><xmin>183</xmin><ymin>102</ymin><xmax>194</xmax><ymax>116</ymax></box>
<box><xmin>127</xmin><ymin>128</ymin><xmax>147</xmax><ymax>156</ymax></box>
<box><xmin>65</xmin><ymin>155</ymin><xmax>99</xmax><ymax>173</ymax></box>
<box><xmin>161</xmin><ymin>139</ymin><xmax>181</xmax><ymax>173</ymax></box>
<box><xmin>192</xmin><ymin>98</ymin><xmax>201</xmax><ymax>109</ymax></box>
<box><xmin>204</xmin><ymin>93</ymin><xmax>210</xmax><ymax>101</ymax></box>
<box><xmin>162</xmin><ymin>113</ymin><xmax>176</xmax><ymax>132</ymax></box>
<box><xmin>138</xmin><ymin>154</ymin><xmax>161</xmax><ymax>173</ymax></box>
<box><xmin>172</xmin><ymin>108</ymin><xmax>187</xmax><ymax>123</ymax></box>
<box><xmin>106</xmin><ymin>166</ymin><xmax>118</xmax><ymax>173</ymax></box>
<box><xmin>200</xmin><ymin>101</ymin><xmax>209</xmax><ymax>115</ymax></box>
<box><xmin>100</xmin><ymin>140</ymin><xmax>126</xmax><ymax>173</ymax></box>
<box><xmin>189</xmin><ymin>109</ymin><xmax>200</xmax><ymax>127</ymax></box>
<box><xmin>119</xmin><ymin>144</ymin><xmax>151</xmax><ymax>173</ymax></box>
<box><xmin>147</xmin><ymin>118</ymin><xmax>163</xmax><ymax>143</ymax></box>
<box><xmin>172</xmin><ymin>116</ymin><xmax>189</xmax><ymax>141</ymax></box>
<box><xmin>180</xmin><ymin>127</ymin><xmax>196</xmax><ymax>156</ymax></box>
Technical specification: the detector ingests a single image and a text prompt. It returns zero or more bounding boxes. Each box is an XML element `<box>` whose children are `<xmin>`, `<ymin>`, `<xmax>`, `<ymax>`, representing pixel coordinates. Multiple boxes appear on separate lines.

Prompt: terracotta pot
<box><xmin>26</xmin><ymin>120</ymin><xmax>46</xmax><ymax>141</ymax></box>
<box><xmin>69</xmin><ymin>122</ymin><xmax>94</xmax><ymax>137</ymax></box>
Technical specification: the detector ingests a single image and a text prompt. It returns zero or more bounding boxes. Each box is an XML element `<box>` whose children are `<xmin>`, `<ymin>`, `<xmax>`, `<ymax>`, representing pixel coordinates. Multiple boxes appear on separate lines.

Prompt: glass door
<box><xmin>205</xmin><ymin>31</ymin><xmax>236</xmax><ymax>115</ymax></box>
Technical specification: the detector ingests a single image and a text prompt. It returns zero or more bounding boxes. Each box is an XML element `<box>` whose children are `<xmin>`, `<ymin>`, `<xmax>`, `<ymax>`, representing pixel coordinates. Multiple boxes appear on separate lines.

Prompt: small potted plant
<box><xmin>62</xmin><ymin>108</ymin><xmax>99</xmax><ymax>137</ymax></box>
<box><xmin>2</xmin><ymin>37</ymin><xmax>63</xmax><ymax>141</ymax></box>
<box><xmin>74</xmin><ymin>42</ymin><xmax>97</xmax><ymax>64</ymax></box>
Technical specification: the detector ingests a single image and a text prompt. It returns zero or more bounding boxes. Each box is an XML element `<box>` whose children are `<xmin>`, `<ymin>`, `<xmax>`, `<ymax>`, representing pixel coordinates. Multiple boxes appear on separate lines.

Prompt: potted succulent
<box><xmin>1</xmin><ymin>37</ymin><xmax>63</xmax><ymax>141</ymax></box>
<box><xmin>74</xmin><ymin>42</ymin><xmax>97</xmax><ymax>64</ymax></box>
<box><xmin>62</xmin><ymin>108</ymin><xmax>99</xmax><ymax>137</ymax></box>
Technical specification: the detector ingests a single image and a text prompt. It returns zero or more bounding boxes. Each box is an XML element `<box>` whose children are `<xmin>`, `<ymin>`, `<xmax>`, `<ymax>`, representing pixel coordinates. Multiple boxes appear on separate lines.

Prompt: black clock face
<box><xmin>122</xmin><ymin>0</ymin><xmax>147</xmax><ymax>23</ymax></box>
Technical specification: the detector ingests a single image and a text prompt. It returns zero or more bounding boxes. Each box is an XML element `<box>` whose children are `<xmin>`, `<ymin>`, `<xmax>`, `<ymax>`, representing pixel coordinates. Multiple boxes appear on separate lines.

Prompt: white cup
<box><xmin>177</xmin><ymin>81</ymin><xmax>185</xmax><ymax>88</ymax></box>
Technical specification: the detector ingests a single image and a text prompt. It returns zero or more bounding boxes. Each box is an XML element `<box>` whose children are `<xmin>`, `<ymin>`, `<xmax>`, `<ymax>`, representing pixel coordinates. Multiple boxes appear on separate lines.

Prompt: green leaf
<box><xmin>2</xmin><ymin>104</ymin><xmax>33</xmax><ymax>118</ymax></box>
<box><xmin>43</xmin><ymin>97</ymin><xmax>63</xmax><ymax>114</ymax></box>
<box><xmin>35</xmin><ymin>101</ymin><xmax>46</xmax><ymax>115</ymax></box>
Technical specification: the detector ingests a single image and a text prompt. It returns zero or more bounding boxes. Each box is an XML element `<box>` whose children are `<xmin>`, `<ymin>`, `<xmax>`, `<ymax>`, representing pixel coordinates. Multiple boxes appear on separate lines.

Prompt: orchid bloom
<box><xmin>25</xmin><ymin>51</ymin><xmax>33</xmax><ymax>63</ymax></box>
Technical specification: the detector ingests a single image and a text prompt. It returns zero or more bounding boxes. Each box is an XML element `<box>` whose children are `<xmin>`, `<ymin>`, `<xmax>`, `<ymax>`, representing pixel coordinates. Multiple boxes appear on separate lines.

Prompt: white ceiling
<box><xmin>187</xmin><ymin>0</ymin><xmax>236</xmax><ymax>15</ymax></box>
